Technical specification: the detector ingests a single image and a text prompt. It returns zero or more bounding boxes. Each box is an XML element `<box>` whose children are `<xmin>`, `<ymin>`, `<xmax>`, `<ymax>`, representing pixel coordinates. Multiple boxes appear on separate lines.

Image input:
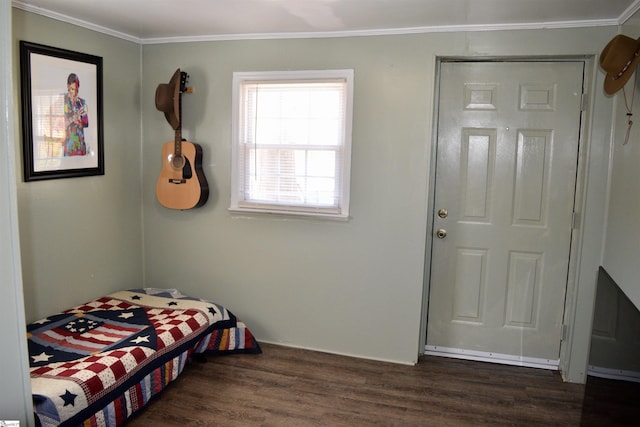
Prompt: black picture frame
<box><xmin>19</xmin><ymin>41</ymin><xmax>104</xmax><ymax>181</ymax></box>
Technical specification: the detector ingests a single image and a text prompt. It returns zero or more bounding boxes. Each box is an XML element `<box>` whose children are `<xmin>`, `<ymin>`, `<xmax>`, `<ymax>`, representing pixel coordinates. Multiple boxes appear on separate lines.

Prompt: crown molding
<box><xmin>12</xmin><ymin>1</ymin><xmax>143</xmax><ymax>44</ymax></box>
<box><xmin>142</xmin><ymin>19</ymin><xmax>619</xmax><ymax>44</ymax></box>
<box><xmin>12</xmin><ymin>0</ymin><xmax>623</xmax><ymax>45</ymax></box>
<box><xmin>619</xmin><ymin>0</ymin><xmax>640</xmax><ymax>25</ymax></box>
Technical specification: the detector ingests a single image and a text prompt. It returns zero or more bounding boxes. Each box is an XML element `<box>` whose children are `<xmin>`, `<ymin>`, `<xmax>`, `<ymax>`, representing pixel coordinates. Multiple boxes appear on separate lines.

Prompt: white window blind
<box><xmin>231</xmin><ymin>70</ymin><xmax>353</xmax><ymax>219</ymax></box>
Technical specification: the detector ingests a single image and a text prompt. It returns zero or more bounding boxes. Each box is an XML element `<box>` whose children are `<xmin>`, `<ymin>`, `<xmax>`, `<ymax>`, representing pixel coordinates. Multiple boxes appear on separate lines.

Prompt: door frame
<box><xmin>419</xmin><ymin>55</ymin><xmax>597</xmax><ymax>382</ymax></box>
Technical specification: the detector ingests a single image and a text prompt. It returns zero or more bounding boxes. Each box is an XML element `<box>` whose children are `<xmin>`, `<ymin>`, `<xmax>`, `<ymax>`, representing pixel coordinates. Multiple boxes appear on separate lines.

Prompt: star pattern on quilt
<box><xmin>65</xmin><ymin>318</ymin><xmax>100</xmax><ymax>334</ymax></box>
<box><xmin>208</xmin><ymin>307</ymin><xmax>217</xmax><ymax>316</ymax></box>
<box><xmin>32</xmin><ymin>352</ymin><xmax>53</xmax><ymax>363</ymax></box>
<box><xmin>131</xmin><ymin>295</ymin><xmax>141</xmax><ymax>300</ymax></box>
<box><xmin>33</xmin><ymin>318</ymin><xmax>50</xmax><ymax>325</ymax></box>
<box><xmin>168</xmin><ymin>301</ymin><xmax>178</xmax><ymax>307</ymax></box>
<box><xmin>28</xmin><ymin>309</ymin><xmax>152</xmax><ymax>364</ymax></box>
<box><xmin>131</xmin><ymin>335</ymin><xmax>150</xmax><ymax>344</ymax></box>
<box><xmin>60</xmin><ymin>389</ymin><xmax>77</xmax><ymax>407</ymax></box>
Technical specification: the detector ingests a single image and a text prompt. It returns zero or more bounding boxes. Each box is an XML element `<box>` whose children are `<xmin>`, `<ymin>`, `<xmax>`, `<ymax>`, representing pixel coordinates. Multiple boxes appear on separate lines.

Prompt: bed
<box><xmin>27</xmin><ymin>288</ymin><xmax>261</xmax><ymax>427</ymax></box>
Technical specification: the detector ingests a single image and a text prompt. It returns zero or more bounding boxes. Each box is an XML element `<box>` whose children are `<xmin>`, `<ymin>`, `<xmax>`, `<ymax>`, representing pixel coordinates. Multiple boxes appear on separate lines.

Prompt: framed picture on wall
<box><xmin>19</xmin><ymin>41</ymin><xmax>104</xmax><ymax>181</ymax></box>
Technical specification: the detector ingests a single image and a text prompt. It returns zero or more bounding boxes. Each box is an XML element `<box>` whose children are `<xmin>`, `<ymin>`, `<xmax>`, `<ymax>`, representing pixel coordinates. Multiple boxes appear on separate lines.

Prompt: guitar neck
<box><xmin>173</xmin><ymin>71</ymin><xmax>187</xmax><ymax>158</ymax></box>
<box><xmin>174</xmin><ymin>128</ymin><xmax>182</xmax><ymax>157</ymax></box>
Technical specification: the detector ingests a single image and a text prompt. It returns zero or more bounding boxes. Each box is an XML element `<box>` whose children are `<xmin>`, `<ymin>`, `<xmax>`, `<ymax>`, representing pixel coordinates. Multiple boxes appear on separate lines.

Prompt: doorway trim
<box><xmin>419</xmin><ymin>55</ymin><xmax>597</xmax><ymax>382</ymax></box>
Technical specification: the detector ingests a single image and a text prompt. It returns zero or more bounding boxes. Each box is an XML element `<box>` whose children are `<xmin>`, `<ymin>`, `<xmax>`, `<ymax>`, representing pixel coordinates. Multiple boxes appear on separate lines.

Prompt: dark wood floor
<box><xmin>127</xmin><ymin>343</ymin><xmax>639</xmax><ymax>426</ymax></box>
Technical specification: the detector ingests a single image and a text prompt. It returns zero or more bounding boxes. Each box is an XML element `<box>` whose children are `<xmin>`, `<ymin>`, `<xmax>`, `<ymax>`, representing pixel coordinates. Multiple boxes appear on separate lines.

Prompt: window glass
<box><xmin>231</xmin><ymin>70</ymin><xmax>353</xmax><ymax>219</ymax></box>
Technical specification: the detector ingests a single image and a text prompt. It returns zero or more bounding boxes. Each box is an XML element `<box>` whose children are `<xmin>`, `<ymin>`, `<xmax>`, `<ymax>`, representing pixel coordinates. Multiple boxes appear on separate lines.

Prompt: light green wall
<box><xmin>143</xmin><ymin>36</ymin><xmax>434</xmax><ymax>363</ymax></box>
<box><xmin>603</xmin><ymin>15</ymin><xmax>640</xmax><ymax>309</ymax></box>
<box><xmin>141</xmin><ymin>27</ymin><xmax>617</xmax><ymax>371</ymax></box>
<box><xmin>8</xmin><ymin>6</ymin><xmax>620</xmax><ymax>386</ymax></box>
<box><xmin>12</xmin><ymin>8</ymin><xmax>144</xmax><ymax>323</ymax></box>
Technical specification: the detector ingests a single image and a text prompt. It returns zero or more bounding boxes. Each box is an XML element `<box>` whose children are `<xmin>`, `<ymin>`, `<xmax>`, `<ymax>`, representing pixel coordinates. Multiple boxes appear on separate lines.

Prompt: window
<box><xmin>231</xmin><ymin>70</ymin><xmax>354</xmax><ymax>219</ymax></box>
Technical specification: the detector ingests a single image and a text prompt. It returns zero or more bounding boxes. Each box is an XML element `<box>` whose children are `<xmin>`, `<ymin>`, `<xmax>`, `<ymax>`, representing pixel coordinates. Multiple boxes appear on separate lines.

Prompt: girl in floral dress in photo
<box><xmin>63</xmin><ymin>73</ymin><xmax>89</xmax><ymax>156</ymax></box>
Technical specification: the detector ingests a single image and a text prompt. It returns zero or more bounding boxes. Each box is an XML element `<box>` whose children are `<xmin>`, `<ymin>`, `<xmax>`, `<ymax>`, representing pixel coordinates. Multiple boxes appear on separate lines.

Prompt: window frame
<box><xmin>230</xmin><ymin>69</ymin><xmax>354</xmax><ymax>220</ymax></box>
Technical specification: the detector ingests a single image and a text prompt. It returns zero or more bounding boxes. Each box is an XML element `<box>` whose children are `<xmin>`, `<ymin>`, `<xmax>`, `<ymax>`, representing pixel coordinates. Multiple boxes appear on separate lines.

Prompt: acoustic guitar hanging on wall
<box><xmin>155</xmin><ymin>69</ymin><xmax>209</xmax><ymax>210</ymax></box>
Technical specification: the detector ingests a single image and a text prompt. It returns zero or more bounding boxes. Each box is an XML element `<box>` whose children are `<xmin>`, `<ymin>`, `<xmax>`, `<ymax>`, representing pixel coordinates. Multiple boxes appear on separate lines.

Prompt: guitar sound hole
<box><xmin>171</xmin><ymin>155</ymin><xmax>185</xmax><ymax>170</ymax></box>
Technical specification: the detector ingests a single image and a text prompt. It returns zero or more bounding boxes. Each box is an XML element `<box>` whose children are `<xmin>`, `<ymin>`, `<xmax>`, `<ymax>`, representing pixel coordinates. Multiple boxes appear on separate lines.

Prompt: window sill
<box><xmin>228</xmin><ymin>206</ymin><xmax>350</xmax><ymax>222</ymax></box>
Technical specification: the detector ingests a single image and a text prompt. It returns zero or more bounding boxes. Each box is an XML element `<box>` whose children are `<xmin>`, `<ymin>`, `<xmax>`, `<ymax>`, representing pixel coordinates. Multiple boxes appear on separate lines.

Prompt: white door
<box><xmin>426</xmin><ymin>61</ymin><xmax>584</xmax><ymax>366</ymax></box>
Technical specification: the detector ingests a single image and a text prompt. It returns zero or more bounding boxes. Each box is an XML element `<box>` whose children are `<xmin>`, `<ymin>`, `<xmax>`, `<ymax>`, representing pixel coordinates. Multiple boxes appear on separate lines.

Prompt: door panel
<box><xmin>427</xmin><ymin>61</ymin><xmax>583</xmax><ymax>362</ymax></box>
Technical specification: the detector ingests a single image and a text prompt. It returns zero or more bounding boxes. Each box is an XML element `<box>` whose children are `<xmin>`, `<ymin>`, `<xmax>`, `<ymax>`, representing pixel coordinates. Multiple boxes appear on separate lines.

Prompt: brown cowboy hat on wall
<box><xmin>155</xmin><ymin>68</ymin><xmax>181</xmax><ymax>130</ymax></box>
<box><xmin>601</xmin><ymin>34</ymin><xmax>640</xmax><ymax>95</ymax></box>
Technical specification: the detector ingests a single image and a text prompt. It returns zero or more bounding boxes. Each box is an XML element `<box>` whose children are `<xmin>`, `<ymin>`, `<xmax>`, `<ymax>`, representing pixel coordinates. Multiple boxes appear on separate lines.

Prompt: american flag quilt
<box><xmin>27</xmin><ymin>288</ymin><xmax>261</xmax><ymax>427</ymax></box>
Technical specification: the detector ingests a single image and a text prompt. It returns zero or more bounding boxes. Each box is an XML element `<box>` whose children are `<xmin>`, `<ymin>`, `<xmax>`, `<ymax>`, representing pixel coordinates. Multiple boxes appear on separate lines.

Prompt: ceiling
<box><xmin>12</xmin><ymin>0</ymin><xmax>640</xmax><ymax>43</ymax></box>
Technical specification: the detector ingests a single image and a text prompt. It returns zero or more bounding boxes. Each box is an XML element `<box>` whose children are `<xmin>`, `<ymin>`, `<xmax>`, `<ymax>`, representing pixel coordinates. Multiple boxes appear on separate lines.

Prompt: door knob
<box><xmin>436</xmin><ymin>228</ymin><xmax>447</xmax><ymax>239</ymax></box>
<box><xmin>438</xmin><ymin>208</ymin><xmax>448</xmax><ymax>218</ymax></box>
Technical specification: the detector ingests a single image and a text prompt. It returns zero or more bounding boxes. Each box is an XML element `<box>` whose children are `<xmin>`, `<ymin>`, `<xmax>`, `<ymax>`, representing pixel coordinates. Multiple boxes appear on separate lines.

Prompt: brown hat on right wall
<box><xmin>600</xmin><ymin>34</ymin><xmax>640</xmax><ymax>95</ymax></box>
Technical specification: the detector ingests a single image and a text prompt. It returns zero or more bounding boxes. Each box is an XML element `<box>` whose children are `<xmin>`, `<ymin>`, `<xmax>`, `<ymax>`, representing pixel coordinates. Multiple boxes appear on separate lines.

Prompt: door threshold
<box><xmin>424</xmin><ymin>345</ymin><xmax>559</xmax><ymax>370</ymax></box>
<box><xmin>587</xmin><ymin>365</ymin><xmax>640</xmax><ymax>383</ymax></box>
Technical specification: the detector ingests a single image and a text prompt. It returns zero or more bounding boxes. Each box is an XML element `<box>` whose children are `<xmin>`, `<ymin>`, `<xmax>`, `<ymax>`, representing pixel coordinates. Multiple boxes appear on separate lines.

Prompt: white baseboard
<box><xmin>424</xmin><ymin>345</ymin><xmax>559</xmax><ymax>370</ymax></box>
